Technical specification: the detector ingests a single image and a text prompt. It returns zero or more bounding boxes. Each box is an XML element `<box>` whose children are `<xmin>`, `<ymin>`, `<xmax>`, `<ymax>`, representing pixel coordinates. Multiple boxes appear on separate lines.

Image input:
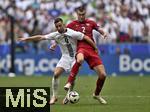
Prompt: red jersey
<box><xmin>67</xmin><ymin>19</ymin><xmax>99</xmax><ymax>50</ymax></box>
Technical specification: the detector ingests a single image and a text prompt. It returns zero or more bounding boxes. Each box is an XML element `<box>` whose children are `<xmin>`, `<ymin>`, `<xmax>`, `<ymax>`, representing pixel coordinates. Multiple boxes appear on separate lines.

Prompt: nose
<box><xmin>57</xmin><ymin>26</ymin><xmax>61</xmax><ymax>30</ymax></box>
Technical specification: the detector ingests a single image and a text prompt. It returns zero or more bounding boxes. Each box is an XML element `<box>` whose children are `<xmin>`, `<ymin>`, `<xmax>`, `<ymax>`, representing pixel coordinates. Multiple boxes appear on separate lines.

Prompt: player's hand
<box><xmin>49</xmin><ymin>43</ymin><xmax>57</xmax><ymax>51</ymax></box>
<box><xmin>102</xmin><ymin>32</ymin><xmax>108</xmax><ymax>39</ymax></box>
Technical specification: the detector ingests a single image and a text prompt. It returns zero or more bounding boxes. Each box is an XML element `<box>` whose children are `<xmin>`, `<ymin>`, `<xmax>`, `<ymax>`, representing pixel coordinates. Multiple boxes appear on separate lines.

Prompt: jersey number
<box><xmin>81</xmin><ymin>27</ymin><xmax>86</xmax><ymax>33</ymax></box>
<box><xmin>64</xmin><ymin>35</ymin><xmax>74</xmax><ymax>57</ymax></box>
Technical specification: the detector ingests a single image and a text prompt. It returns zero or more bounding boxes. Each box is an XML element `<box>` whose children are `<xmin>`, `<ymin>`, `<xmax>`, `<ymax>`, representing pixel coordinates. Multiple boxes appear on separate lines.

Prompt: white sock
<box><xmin>52</xmin><ymin>76</ymin><xmax>59</xmax><ymax>97</ymax></box>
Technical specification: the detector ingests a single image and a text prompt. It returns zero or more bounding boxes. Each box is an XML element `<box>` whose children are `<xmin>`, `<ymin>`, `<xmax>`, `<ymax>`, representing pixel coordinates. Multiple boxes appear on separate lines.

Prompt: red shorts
<box><xmin>77</xmin><ymin>48</ymin><xmax>103</xmax><ymax>69</ymax></box>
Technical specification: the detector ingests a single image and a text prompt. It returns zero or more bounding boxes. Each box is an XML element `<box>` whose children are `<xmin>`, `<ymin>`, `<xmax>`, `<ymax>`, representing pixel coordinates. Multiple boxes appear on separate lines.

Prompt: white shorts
<box><xmin>56</xmin><ymin>55</ymin><xmax>75</xmax><ymax>72</ymax></box>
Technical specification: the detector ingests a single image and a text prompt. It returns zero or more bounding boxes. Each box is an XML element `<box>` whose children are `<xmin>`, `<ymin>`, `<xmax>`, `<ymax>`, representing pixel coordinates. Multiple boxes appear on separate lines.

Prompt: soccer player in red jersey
<box><xmin>64</xmin><ymin>6</ymin><xmax>108</xmax><ymax>104</ymax></box>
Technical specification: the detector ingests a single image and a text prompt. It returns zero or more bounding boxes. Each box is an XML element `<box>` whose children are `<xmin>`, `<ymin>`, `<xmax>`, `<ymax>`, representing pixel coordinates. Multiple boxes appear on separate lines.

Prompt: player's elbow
<box><xmin>38</xmin><ymin>35</ymin><xmax>45</xmax><ymax>41</ymax></box>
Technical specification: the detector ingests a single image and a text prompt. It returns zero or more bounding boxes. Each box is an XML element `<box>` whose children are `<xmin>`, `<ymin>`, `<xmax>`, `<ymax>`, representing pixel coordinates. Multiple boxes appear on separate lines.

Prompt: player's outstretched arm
<box><xmin>83</xmin><ymin>35</ymin><xmax>98</xmax><ymax>52</ymax></box>
<box><xmin>98</xmin><ymin>28</ymin><xmax>108</xmax><ymax>39</ymax></box>
<box><xmin>17</xmin><ymin>35</ymin><xmax>46</xmax><ymax>42</ymax></box>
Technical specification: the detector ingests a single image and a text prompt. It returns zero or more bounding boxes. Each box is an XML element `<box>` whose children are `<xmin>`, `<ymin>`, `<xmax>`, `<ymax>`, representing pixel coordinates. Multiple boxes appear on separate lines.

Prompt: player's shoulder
<box><xmin>67</xmin><ymin>28</ymin><xmax>78</xmax><ymax>33</ymax></box>
<box><xmin>44</xmin><ymin>31</ymin><xmax>59</xmax><ymax>39</ymax></box>
<box><xmin>86</xmin><ymin>19</ymin><xmax>96</xmax><ymax>24</ymax></box>
<box><xmin>69</xmin><ymin>20</ymin><xmax>78</xmax><ymax>23</ymax></box>
<box><xmin>66</xmin><ymin>28</ymin><xmax>83</xmax><ymax>37</ymax></box>
<box><xmin>46</xmin><ymin>31</ymin><xmax>58</xmax><ymax>36</ymax></box>
<box><xmin>67</xmin><ymin>20</ymin><xmax>78</xmax><ymax>26</ymax></box>
<box><xmin>51</xmin><ymin>31</ymin><xmax>59</xmax><ymax>35</ymax></box>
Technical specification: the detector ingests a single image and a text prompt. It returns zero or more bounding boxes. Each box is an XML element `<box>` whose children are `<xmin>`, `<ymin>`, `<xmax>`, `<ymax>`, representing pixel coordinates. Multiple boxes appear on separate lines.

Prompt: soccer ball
<box><xmin>67</xmin><ymin>91</ymin><xmax>80</xmax><ymax>104</ymax></box>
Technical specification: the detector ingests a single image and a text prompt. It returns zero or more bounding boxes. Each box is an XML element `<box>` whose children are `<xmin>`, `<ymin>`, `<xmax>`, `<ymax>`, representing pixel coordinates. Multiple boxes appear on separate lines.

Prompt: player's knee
<box><xmin>77</xmin><ymin>57</ymin><xmax>84</xmax><ymax>64</ymax></box>
<box><xmin>76</xmin><ymin>53</ymin><xmax>84</xmax><ymax>64</ymax></box>
<box><xmin>53</xmin><ymin>72</ymin><xmax>60</xmax><ymax>78</ymax></box>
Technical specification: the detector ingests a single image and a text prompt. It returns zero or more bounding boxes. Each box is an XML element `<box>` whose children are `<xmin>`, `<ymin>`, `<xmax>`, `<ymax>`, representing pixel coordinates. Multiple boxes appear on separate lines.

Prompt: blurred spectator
<box><xmin>103</xmin><ymin>16</ymin><xmax>118</xmax><ymax>43</ymax></box>
<box><xmin>145</xmin><ymin>15</ymin><xmax>150</xmax><ymax>42</ymax></box>
<box><xmin>130</xmin><ymin>11</ymin><xmax>144</xmax><ymax>43</ymax></box>
<box><xmin>116</xmin><ymin>5</ymin><xmax>131</xmax><ymax>42</ymax></box>
<box><xmin>0</xmin><ymin>18</ymin><xmax>7</xmax><ymax>44</ymax></box>
<box><xmin>0</xmin><ymin>0</ymin><xmax>150</xmax><ymax>54</ymax></box>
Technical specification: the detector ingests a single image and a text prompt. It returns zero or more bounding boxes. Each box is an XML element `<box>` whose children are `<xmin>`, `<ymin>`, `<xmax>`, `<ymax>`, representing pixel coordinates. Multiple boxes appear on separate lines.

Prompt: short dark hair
<box><xmin>54</xmin><ymin>17</ymin><xmax>63</xmax><ymax>24</ymax></box>
<box><xmin>76</xmin><ymin>4</ymin><xmax>86</xmax><ymax>12</ymax></box>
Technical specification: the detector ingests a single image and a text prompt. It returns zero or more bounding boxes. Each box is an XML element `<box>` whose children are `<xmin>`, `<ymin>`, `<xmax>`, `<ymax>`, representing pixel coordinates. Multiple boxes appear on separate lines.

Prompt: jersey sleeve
<box><xmin>91</xmin><ymin>20</ymin><xmax>99</xmax><ymax>31</ymax></box>
<box><xmin>71</xmin><ymin>30</ymin><xmax>84</xmax><ymax>40</ymax></box>
<box><xmin>44</xmin><ymin>32</ymin><xmax>57</xmax><ymax>40</ymax></box>
<box><xmin>67</xmin><ymin>22</ymin><xmax>75</xmax><ymax>29</ymax></box>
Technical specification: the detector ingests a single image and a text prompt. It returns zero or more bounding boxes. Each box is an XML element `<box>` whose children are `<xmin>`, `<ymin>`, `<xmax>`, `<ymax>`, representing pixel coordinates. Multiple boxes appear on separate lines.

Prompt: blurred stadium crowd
<box><xmin>0</xmin><ymin>0</ymin><xmax>150</xmax><ymax>53</ymax></box>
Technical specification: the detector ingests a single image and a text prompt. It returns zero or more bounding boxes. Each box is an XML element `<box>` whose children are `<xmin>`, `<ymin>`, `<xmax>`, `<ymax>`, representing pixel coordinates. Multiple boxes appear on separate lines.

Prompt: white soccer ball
<box><xmin>67</xmin><ymin>91</ymin><xmax>80</xmax><ymax>104</ymax></box>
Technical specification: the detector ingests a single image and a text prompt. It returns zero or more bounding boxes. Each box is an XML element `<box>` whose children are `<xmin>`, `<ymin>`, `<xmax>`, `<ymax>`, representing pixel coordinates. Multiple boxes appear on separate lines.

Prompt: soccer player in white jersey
<box><xmin>18</xmin><ymin>18</ymin><xmax>98</xmax><ymax>105</ymax></box>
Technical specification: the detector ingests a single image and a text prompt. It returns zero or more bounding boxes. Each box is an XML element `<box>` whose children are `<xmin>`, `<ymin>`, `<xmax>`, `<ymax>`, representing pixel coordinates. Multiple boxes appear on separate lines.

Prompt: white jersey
<box><xmin>44</xmin><ymin>28</ymin><xmax>84</xmax><ymax>57</ymax></box>
<box><xmin>44</xmin><ymin>28</ymin><xmax>84</xmax><ymax>72</ymax></box>
<box><xmin>130</xmin><ymin>20</ymin><xmax>144</xmax><ymax>37</ymax></box>
<box><xmin>117</xmin><ymin>16</ymin><xmax>131</xmax><ymax>33</ymax></box>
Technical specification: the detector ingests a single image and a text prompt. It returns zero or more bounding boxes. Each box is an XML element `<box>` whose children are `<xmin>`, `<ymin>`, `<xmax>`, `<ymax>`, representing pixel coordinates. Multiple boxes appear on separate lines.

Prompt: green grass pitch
<box><xmin>0</xmin><ymin>75</ymin><xmax>150</xmax><ymax>112</ymax></box>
